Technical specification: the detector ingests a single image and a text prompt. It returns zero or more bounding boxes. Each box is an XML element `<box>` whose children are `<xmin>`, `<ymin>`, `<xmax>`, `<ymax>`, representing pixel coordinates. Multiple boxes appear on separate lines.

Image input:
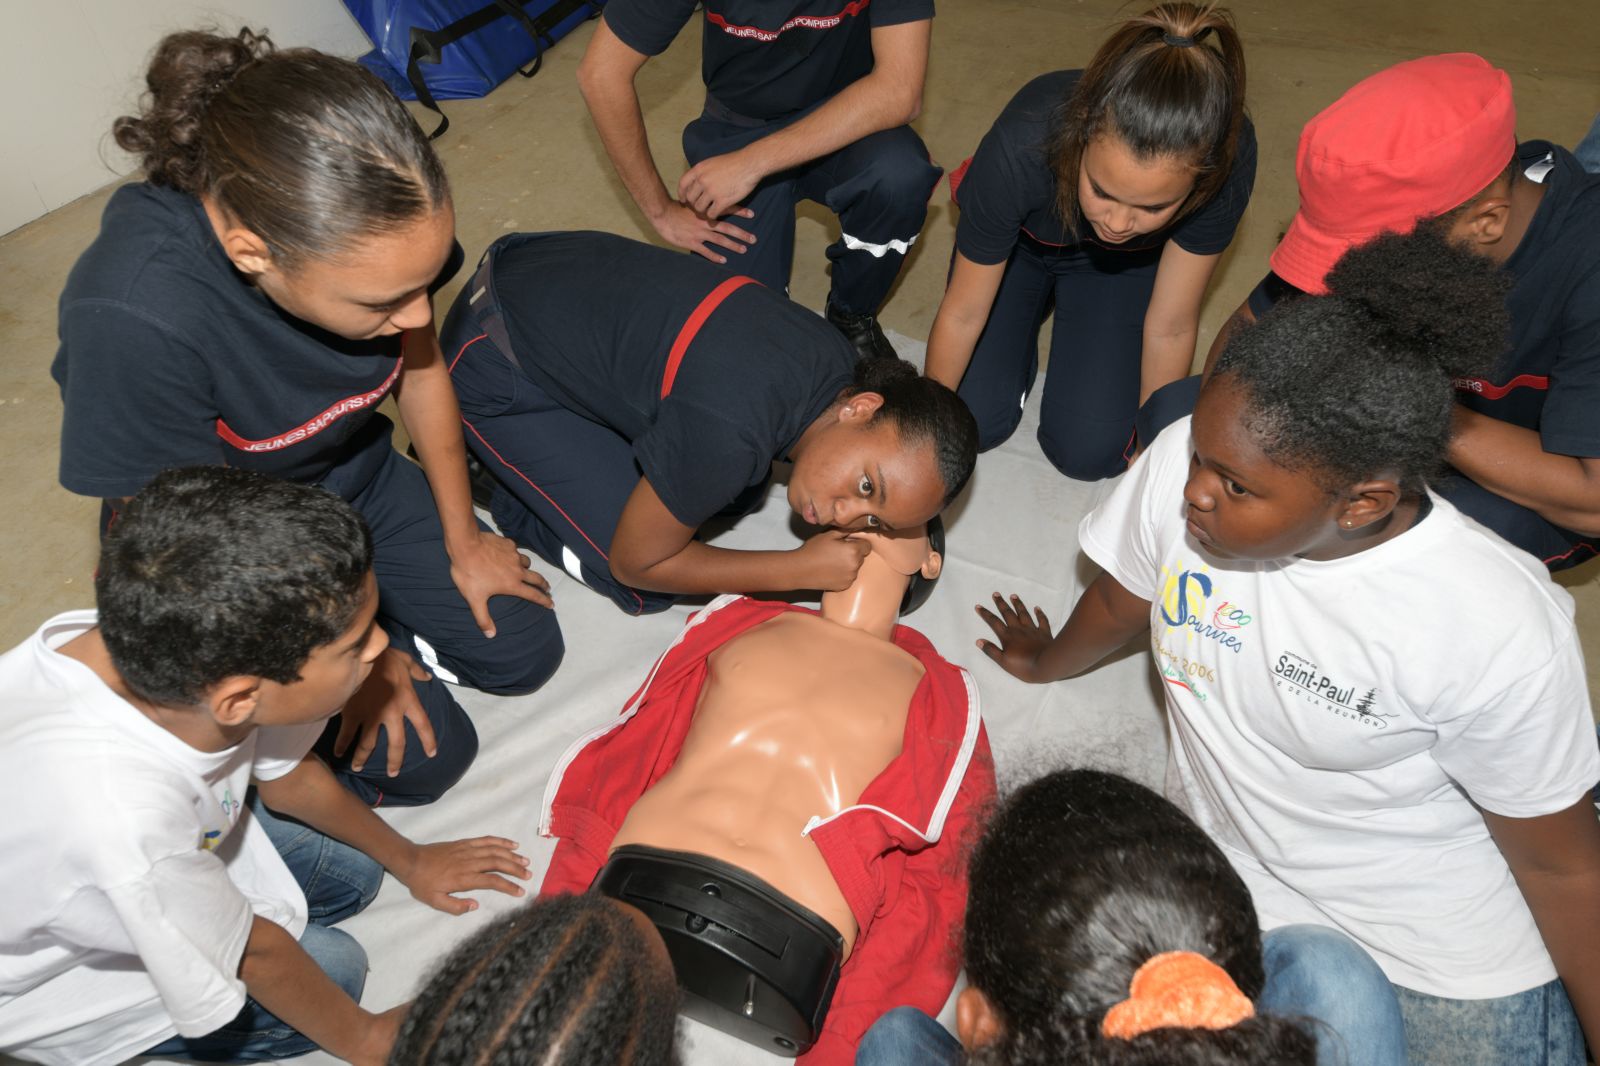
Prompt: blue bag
<box><xmin>346</xmin><ymin>0</ymin><xmax>605</xmax><ymax>138</ymax></box>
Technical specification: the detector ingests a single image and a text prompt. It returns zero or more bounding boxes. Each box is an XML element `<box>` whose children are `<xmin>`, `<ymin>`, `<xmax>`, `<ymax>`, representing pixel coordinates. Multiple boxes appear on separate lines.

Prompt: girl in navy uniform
<box><xmin>438</xmin><ymin>230</ymin><xmax>977</xmax><ymax>614</ymax></box>
<box><xmin>924</xmin><ymin>2</ymin><xmax>1253</xmax><ymax>481</ymax></box>
<box><xmin>53</xmin><ymin>30</ymin><xmax>561</xmax><ymax>807</ymax></box>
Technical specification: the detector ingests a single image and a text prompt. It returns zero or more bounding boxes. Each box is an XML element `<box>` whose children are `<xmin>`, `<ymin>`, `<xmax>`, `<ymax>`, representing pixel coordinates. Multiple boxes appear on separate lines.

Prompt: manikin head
<box><xmin>820</xmin><ymin>518</ymin><xmax>945</xmax><ymax>637</ymax></box>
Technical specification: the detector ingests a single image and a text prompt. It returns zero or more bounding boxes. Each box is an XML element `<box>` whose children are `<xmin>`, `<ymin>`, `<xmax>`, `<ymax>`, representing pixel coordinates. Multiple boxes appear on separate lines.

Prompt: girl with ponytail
<box><xmin>55</xmin><ymin>29</ymin><xmax>563</xmax><ymax>809</ymax></box>
<box><xmin>925</xmin><ymin>3</ymin><xmax>1253</xmax><ymax>483</ymax></box>
<box><xmin>858</xmin><ymin>769</ymin><xmax>1316</xmax><ymax>1066</ymax></box>
<box><xmin>976</xmin><ymin>229</ymin><xmax>1600</xmax><ymax>1064</ymax></box>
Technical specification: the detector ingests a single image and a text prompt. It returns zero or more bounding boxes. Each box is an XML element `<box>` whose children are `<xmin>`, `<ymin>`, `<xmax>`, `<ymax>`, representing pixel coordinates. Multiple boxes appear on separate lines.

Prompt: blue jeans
<box><xmin>1576</xmin><ymin>113</ymin><xmax>1600</xmax><ymax>173</ymax></box>
<box><xmin>854</xmin><ymin>1006</ymin><xmax>963</xmax><ymax>1066</ymax></box>
<box><xmin>143</xmin><ymin>795</ymin><xmax>384</xmax><ymax>1061</ymax></box>
<box><xmin>1261</xmin><ymin>924</ymin><xmax>1583</xmax><ymax>1066</ymax></box>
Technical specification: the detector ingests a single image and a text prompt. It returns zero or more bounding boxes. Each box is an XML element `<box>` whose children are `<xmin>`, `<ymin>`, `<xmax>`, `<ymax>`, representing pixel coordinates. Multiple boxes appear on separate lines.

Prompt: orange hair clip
<box><xmin>1100</xmin><ymin>950</ymin><xmax>1255</xmax><ymax>1040</ymax></box>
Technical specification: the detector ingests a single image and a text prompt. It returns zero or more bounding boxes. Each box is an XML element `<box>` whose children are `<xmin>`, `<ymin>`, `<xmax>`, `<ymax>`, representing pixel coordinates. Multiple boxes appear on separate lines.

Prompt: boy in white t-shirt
<box><xmin>972</xmin><ymin>231</ymin><xmax>1600</xmax><ymax>1064</ymax></box>
<box><xmin>0</xmin><ymin>467</ymin><xmax>533</xmax><ymax>1066</ymax></box>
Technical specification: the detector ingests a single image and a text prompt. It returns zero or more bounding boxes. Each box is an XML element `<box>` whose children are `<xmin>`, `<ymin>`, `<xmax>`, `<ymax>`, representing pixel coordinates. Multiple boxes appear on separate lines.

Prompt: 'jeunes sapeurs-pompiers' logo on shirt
<box><xmin>1272</xmin><ymin>650</ymin><xmax>1393</xmax><ymax>728</ymax></box>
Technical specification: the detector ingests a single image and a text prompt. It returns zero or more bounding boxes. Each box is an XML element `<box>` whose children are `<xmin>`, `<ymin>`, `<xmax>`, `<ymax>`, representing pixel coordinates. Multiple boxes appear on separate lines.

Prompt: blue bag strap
<box><xmin>405</xmin><ymin>0</ymin><xmax>605</xmax><ymax>139</ymax></box>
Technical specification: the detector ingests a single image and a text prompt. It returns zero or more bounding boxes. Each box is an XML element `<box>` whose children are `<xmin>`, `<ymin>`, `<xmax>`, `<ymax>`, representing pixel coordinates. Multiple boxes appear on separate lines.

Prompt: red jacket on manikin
<box><xmin>539</xmin><ymin>595</ymin><xmax>995</xmax><ymax>1064</ymax></box>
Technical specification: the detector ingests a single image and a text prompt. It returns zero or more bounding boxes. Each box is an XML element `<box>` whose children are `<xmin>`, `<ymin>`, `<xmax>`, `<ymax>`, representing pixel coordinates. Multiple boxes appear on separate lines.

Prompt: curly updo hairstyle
<box><xmin>1213</xmin><ymin>226</ymin><xmax>1513</xmax><ymax>492</ymax></box>
<box><xmin>390</xmin><ymin>894</ymin><xmax>681</xmax><ymax>1066</ymax></box>
<box><xmin>964</xmin><ymin>770</ymin><xmax>1316</xmax><ymax>1066</ymax></box>
<box><xmin>845</xmin><ymin>357</ymin><xmax>979</xmax><ymax>506</ymax></box>
<box><xmin>113</xmin><ymin>28</ymin><xmax>448</xmax><ymax>267</ymax></box>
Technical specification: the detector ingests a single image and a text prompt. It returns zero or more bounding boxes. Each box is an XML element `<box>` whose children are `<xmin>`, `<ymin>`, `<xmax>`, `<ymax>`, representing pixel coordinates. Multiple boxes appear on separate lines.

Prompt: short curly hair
<box><xmin>96</xmin><ymin>466</ymin><xmax>372</xmax><ymax>706</ymax></box>
<box><xmin>1213</xmin><ymin>226</ymin><xmax>1512</xmax><ymax>491</ymax></box>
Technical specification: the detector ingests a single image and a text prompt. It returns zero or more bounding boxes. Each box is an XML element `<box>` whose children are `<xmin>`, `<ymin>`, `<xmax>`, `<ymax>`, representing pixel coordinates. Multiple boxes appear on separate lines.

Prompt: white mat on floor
<box><xmin>139</xmin><ymin>334</ymin><xmax>1169</xmax><ymax>1065</ymax></box>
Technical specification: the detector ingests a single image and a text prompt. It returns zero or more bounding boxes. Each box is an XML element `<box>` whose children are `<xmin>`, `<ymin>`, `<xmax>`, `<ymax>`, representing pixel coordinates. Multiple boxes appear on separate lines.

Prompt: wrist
<box><xmin>389</xmin><ymin>840</ymin><xmax>423</xmax><ymax>886</ymax></box>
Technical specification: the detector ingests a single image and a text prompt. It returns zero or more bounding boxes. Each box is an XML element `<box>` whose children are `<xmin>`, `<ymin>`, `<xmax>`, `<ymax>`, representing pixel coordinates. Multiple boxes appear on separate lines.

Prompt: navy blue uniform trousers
<box><xmin>312</xmin><ymin>444</ymin><xmax>563</xmax><ymax>805</ymax></box>
<box><xmin>440</xmin><ymin>277</ymin><xmax>682</xmax><ymax>618</ymax></box>
<box><xmin>682</xmin><ymin>96</ymin><xmax>942</xmax><ymax>315</ymax></box>
<box><xmin>959</xmin><ymin>238</ymin><xmax>1171</xmax><ymax>482</ymax></box>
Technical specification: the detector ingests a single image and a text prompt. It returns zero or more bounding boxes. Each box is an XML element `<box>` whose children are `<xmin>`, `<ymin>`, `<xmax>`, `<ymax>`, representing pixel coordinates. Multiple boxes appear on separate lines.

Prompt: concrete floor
<box><xmin>2</xmin><ymin>0</ymin><xmax>1599</xmax><ymax>702</ymax></box>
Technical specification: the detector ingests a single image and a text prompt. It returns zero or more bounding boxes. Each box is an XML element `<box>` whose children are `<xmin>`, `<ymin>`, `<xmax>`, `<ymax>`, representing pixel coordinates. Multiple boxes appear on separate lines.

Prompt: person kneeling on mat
<box><xmin>537</xmin><ymin>520</ymin><xmax>995</xmax><ymax>1063</ymax></box>
<box><xmin>438</xmin><ymin>230</ymin><xmax>977</xmax><ymax>615</ymax></box>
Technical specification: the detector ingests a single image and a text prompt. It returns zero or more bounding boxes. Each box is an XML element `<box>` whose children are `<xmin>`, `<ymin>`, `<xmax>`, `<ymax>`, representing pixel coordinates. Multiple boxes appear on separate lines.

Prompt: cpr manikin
<box><xmin>539</xmin><ymin>522</ymin><xmax>995</xmax><ymax>1064</ymax></box>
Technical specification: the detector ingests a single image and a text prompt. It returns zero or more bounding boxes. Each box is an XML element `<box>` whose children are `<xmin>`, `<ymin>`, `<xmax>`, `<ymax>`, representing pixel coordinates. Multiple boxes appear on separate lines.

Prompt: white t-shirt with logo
<box><xmin>0</xmin><ymin>612</ymin><xmax>325</xmax><ymax>1066</ymax></box>
<box><xmin>1080</xmin><ymin>419</ymin><xmax>1599</xmax><ymax>998</ymax></box>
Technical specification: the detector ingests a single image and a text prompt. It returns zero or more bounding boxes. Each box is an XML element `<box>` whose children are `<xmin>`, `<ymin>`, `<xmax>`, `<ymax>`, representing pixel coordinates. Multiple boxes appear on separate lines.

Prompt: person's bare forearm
<box><xmin>925</xmin><ymin>307</ymin><xmax>986</xmax><ymax>389</ymax></box>
<box><xmin>257</xmin><ymin>759</ymin><xmax>417</xmax><ymax>873</ymax></box>
<box><xmin>1139</xmin><ymin>326</ymin><xmax>1199</xmax><ymax>406</ymax></box>
<box><xmin>1487</xmin><ymin>801</ymin><xmax>1600</xmax><ymax>1054</ymax></box>
<box><xmin>739</xmin><ymin>67</ymin><xmax>920</xmax><ymax>179</ymax></box>
<box><xmin>1035</xmin><ymin>572</ymin><xmax>1151</xmax><ymax>681</ymax></box>
<box><xmin>240</xmin><ymin>915</ymin><xmax>390</xmax><ymax>1063</ymax></box>
<box><xmin>1448</xmin><ymin>409</ymin><xmax>1600</xmax><ymax>535</ymax></box>
<box><xmin>397</xmin><ymin>327</ymin><xmax>478</xmax><ymax>551</ymax></box>
<box><xmin>578</xmin><ymin>33</ymin><xmax>673</xmax><ymax>222</ymax></box>
<box><xmin>614</xmin><ymin>541</ymin><xmax>811</xmax><ymax>596</ymax></box>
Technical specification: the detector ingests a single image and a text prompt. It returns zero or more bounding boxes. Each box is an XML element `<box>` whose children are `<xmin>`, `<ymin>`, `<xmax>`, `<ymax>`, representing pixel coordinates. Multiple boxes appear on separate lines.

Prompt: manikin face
<box><xmin>1182</xmin><ymin>378</ymin><xmax>1356</xmax><ymax>562</ymax></box>
<box><xmin>788</xmin><ymin>398</ymin><xmax>948</xmax><ymax>533</ymax></box>
<box><xmin>246</xmin><ymin>572</ymin><xmax>388</xmax><ymax>728</ymax></box>
<box><xmin>1077</xmin><ymin>133</ymin><xmax>1196</xmax><ymax>245</ymax></box>
<box><xmin>852</xmin><ymin>524</ymin><xmax>942</xmax><ymax>580</ymax></box>
<box><xmin>217</xmin><ymin>203</ymin><xmax>456</xmax><ymax>341</ymax></box>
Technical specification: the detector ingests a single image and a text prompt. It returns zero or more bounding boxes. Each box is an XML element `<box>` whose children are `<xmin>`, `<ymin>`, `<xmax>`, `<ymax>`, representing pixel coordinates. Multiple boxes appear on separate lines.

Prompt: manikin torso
<box><xmin>609</xmin><ymin>530</ymin><xmax>938</xmax><ymax>956</ymax></box>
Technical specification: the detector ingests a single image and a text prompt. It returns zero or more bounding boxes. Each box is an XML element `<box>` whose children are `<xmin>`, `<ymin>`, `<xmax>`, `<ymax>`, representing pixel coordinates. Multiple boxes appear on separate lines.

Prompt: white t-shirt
<box><xmin>1080</xmin><ymin>419</ymin><xmax>1600</xmax><ymax>998</ymax></box>
<box><xmin>0</xmin><ymin>611</ymin><xmax>325</xmax><ymax>1066</ymax></box>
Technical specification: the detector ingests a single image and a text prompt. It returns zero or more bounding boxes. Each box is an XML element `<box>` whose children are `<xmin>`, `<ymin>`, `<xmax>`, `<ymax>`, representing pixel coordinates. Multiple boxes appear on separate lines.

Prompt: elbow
<box><xmin>903</xmin><ymin>90</ymin><xmax>923</xmax><ymax>125</ymax></box>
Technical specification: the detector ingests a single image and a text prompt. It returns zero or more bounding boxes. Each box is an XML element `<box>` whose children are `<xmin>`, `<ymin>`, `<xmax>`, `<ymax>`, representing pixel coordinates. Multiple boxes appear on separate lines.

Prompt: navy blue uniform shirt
<box><xmin>954</xmin><ymin>70</ymin><xmax>1257</xmax><ymax>263</ymax></box>
<box><xmin>485</xmin><ymin>232</ymin><xmax>855</xmax><ymax>527</ymax></box>
<box><xmin>603</xmin><ymin>0</ymin><xmax>933</xmax><ymax>121</ymax></box>
<box><xmin>53</xmin><ymin>183</ymin><xmax>463</xmax><ymax>500</ymax></box>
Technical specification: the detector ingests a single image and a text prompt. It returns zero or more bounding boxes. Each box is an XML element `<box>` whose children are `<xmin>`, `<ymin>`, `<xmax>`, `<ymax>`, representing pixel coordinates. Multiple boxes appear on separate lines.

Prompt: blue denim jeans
<box><xmin>1261</xmin><ymin>924</ymin><xmax>1583</xmax><ymax>1066</ymax></box>
<box><xmin>143</xmin><ymin>794</ymin><xmax>384</xmax><ymax>1061</ymax></box>
<box><xmin>1575</xmin><ymin>112</ymin><xmax>1600</xmax><ymax>173</ymax></box>
<box><xmin>854</xmin><ymin>1006</ymin><xmax>963</xmax><ymax>1066</ymax></box>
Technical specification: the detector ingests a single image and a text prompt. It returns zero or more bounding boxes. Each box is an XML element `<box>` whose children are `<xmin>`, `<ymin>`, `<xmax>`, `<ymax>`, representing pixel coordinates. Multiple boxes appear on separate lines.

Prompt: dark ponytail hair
<box><xmin>964</xmin><ymin>770</ymin><xmax>1316</xmax><ymax>1066</ymax></box>
<box><xmin>1048</xmin><ymin>3</ymin><xmax>1246</xmax><ymax>234</ymax></box>
<box><xmin>1213</xmin><ymin>226</ymin><xmax>1512</xmax><ymax>492</ymax></box>
<box><xmin>390</xmin><ymin>894</ymin><xmax>681</xmax><ymax>1066</ymax></box>
<box><xmin>114</xmin><ymin>28</ymin><xmax>449</xmax><ymax>267</ymax></box>
<box><xmin>847</xmin><ymin>357</ymin><xmax>978</xmax><ymax>506</ymax></box>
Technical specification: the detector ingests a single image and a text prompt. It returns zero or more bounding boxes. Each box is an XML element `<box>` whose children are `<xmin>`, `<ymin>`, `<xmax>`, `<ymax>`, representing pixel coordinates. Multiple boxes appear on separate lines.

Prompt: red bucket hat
<box><xmin>1270</xmin><ymin>53</ymin><xmax>1516</xmax><ymax>295</ymax></box>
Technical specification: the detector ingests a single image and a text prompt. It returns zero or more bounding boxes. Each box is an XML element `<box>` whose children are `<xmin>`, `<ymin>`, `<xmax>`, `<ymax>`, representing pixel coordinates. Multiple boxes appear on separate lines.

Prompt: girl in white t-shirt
<box><xmin>975</xmin><ymin>228</ymin><xmax>1600</xmax><ymax>1065</ymax></box>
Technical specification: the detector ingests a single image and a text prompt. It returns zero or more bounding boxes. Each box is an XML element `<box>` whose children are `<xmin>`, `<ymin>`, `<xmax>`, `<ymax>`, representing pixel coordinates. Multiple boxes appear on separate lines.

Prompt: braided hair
<box><xmin>964</xmin><ymin>770</ymin><xmax>1315</xmax><ymax>1066</ymax></box>
<box><xmin>390</xmin><ymin>894</ymin><xmax>681</xmax><ymax>1066</ymax></box>
<box><xmin>1214</xmin><ymin>226</ymin><xmax>1512</xmax><ymax>492</ymax></box>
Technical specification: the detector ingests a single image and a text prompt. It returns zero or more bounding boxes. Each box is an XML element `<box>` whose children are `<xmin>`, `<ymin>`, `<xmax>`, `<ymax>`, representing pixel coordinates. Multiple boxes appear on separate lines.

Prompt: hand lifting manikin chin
<box><xmin>607</xmin><ymin>524</ymin><xmax>943</xmax><ymax>957</ymax></box>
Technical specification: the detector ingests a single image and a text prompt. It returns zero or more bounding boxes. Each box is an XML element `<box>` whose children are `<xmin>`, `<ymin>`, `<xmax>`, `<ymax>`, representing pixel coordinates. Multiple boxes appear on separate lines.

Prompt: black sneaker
<box><xmin>826</xmin><ymin>296</ymin><xmax>898</xmax><ymax>362</ymax></box>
